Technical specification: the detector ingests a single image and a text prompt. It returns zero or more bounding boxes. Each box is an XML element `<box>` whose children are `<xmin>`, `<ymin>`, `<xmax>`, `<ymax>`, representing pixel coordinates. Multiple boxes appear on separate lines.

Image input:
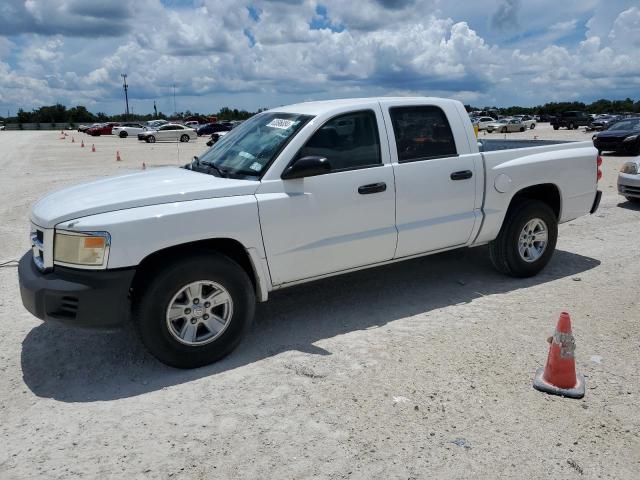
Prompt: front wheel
<box><xmin>180</xmin><ymin>134</ymin><xmax>189</xmax><ymax>143</ymax></box>
<box><xmin>519</xmin><ymin>127</ymin><xmax>525</xmax><ymax>132</ymax></box>
<box><xmin>553</xmin><ymin>125</ymin><xmax>559</xmax><ymax>130</ymax></box>
<box><xmin>119</xmin><ymin>131</ymin><xmax>128</xmax><ymax>138</ymax></box>
<box><xmin>489</xmin><ymin>199</ymin><xmax>558</xmax><ymax>277</ymax></box>
<box><xmin>530</xmin><ymin>124</ymin><xmax>536</xmax><ymax>130</ymax></box>
<box><xmin>501</xmin><ymin>127</ymin><xmax>507</xmax><ymax>133</ymax></box>
<box><xmin>133</xmin><ymin>253</ymin><xmax>255</xmax><ymax>368</ymax></box>
<box><xmin>147</xmin><ymin>135</ymin><xmax>156</xmax><ymax>143</ymax></box>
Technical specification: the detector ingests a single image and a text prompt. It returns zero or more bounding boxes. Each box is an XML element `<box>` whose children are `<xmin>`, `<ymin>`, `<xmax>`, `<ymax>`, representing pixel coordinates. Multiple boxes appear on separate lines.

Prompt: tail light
<box><xmin>597</xmin><ymin>155</ymin><xmax>603</xmax><ymax>182</ymax></box>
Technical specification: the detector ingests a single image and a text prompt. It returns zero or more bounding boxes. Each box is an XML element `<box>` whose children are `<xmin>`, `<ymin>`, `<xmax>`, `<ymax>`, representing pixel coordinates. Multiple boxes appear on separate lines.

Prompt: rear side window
<box><xmin>389</xmin><ymin>106</ymin><xmax>457</xmax><ymax>162</ymax></box>
<box><xmin>297</xmin><ymin>110</ymin><xmax>381</xmax><ymax>171</ymax></box>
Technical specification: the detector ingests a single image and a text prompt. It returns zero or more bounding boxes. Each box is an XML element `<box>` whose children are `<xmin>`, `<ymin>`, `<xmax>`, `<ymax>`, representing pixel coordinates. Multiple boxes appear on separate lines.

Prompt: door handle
<box><xmin>450</xmin><ymin>170</ymin><xmax>473</xmax><ymax>180</ymax></box>
<box><xmin>358</xmin><ymin>182</ymin><xmax>387</xmax><ymax>194</ymax></box>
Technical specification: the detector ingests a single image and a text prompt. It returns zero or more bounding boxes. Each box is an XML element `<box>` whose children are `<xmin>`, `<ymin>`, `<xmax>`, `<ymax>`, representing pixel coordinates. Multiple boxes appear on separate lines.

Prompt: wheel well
<box><xmin>509</xmin><ymin>184</ymin><xmax>561</xmax><ymax>219</ymax></box>
<box><xmin>130</xmin><ymin>239</ymin><xmax>258</xmax><ymax>300</ymax></box>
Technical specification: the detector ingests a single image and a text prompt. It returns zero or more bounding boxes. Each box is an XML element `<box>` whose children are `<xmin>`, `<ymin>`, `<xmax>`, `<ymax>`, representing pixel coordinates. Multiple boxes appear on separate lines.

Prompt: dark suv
<box><xmin>550</xmin><ymin>111</ymin><xmax>591</xmax><ymax>130</ymax></box>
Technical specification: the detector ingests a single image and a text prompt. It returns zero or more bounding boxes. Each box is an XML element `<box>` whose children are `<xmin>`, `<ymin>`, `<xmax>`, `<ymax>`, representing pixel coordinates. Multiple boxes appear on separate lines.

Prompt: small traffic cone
<box><xmin>81</xmin><ymin>140</ymin><xmax>85</xmax><ymax>148</ymax></box>
<box><xmin>71</xmin><ymin>136</ymin><xmax>75</xmax><ymax>143</ymax></box>
<box><xmin>91</xmin><ymin>144</ymin><xmax>96</xmax><ymax>152</ymax></box>
<box><xmin>533</xmin><ymin>312</ymin><xmax>585</xmax><ymax>399</ymax></box>
<box><xmin>116</xmin><ymin>151</ymin><xmax>121</xmax><ymax>161</ymax></box>
<box><xmin>142</xmin><ymin>162</ymin><xmax>146</xmax><ymax>170</ymax></box>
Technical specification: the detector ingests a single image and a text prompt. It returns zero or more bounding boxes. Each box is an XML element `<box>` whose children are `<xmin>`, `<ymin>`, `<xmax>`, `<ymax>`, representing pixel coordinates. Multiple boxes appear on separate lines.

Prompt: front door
<box><xmin>257</xmin><ymin>108</ymin><xmax>397</xmax><ymax>285</ymax></box>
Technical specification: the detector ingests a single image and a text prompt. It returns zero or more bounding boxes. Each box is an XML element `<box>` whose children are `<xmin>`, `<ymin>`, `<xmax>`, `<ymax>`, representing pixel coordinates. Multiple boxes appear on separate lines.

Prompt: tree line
<box><xmin>0</xmin><ymin>104</ymin><xmax>266</xmax><ymax>124</ymax></box>
<box><xmin>465</xmin><ymin>98</ymin><xmax>640</xmax><ymax>116</ymax></box>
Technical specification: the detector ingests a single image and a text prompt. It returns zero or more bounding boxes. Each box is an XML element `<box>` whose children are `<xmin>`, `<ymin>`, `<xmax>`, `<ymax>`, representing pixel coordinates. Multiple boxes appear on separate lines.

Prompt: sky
<box><xmin>0</xmin><ymin>0</ymin><xmax>639</xmax><ymax>116</ymax></box>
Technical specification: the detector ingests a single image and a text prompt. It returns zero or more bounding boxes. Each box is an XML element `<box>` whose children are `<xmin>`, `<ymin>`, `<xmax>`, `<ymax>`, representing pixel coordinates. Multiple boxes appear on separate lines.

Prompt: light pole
<box><xmin>121</xmin><ymin>74</ymin><xmax>129</xmax><ymax>120</ymax></box>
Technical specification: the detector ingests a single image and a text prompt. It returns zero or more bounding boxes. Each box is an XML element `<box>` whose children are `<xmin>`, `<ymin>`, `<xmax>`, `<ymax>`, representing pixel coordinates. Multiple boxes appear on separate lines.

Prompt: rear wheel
<box><xmin>180</xmin><ymin>134</ymin><xmax>189</xmax><ymax>143</ymax></box>
<box><xmin>119</xmin><ymin>131</ymin><xmax>128</xmax><ymax>138</ymax></box>
<box><xmin>489</xmin><ymin>199</ymin><xmax>558</xmax><ymax>277</ymax></box>
<box><xmin>553</xmin><ymin>125</ymin><xmax>559</xmax><ymax>130</ymax></box>
<box><xmin>148</xmin><ymin>135</ymin><xmax>156</xmax><ymax>143</ymax></box>
<box><xmin>133</xmin><ymin>253</ymin><xmax>255</xmax><ymax>368</ymax></box>
<box><xmin>501</xmin><ymin>127</ymin><xmax>507</xmax><ymax>133</ymax></box>
<box><xmin>519</xmin><ymin>127</ymin><xmax>525</xmax><ymax>132</ymax></box>
<box><xmin>530</xmin><ymin>124</ymin><xmax>536</xmax><ymax>130</ymax></box>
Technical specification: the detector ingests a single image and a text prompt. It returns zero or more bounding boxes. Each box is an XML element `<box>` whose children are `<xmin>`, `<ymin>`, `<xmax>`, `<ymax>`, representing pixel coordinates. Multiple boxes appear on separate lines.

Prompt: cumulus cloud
<box><xmin>0</xmin><ymin>0</ymin><xmax>638</xmax><ymax>113</ymax></box>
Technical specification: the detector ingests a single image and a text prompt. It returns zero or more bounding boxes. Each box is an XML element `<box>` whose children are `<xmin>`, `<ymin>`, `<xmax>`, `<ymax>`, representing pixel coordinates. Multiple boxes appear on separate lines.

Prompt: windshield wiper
<box><xmin>189</xmin><ymin>156</ymin><xmax>228</xmax><ymax>178</ymax></box>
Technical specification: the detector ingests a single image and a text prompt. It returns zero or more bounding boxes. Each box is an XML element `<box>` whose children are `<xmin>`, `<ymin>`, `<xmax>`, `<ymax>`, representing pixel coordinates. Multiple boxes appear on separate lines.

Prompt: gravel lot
<box><xmin>1</xmin><ymin>125</ymin><xmax>638</xmax><ymax>479</ymax></box>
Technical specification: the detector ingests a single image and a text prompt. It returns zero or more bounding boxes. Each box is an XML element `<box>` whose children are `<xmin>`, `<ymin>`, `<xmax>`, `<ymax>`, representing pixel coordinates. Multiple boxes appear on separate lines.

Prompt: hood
<box><xmin>31</xmin><ymin>167</ymin><xmax>259</xmax><ymax>228</ymax></box>
<box><xmin>596</xmin><ymin>129</ymin><xmax>638</xmax><ymax>138</ymax></box>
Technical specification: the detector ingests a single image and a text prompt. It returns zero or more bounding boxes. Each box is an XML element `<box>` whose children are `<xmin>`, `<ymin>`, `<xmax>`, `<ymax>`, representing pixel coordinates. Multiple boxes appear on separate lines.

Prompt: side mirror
<box><xmin>281</xmin><ymin>156</ymin><xmax>331</xmax><ymax>180</ymax></box>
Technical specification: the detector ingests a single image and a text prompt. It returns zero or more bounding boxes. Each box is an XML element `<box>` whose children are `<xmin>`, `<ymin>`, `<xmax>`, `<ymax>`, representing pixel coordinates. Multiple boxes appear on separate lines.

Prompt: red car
<box><xmin>86</xmin><ymin>122</ymin><xmax>120</xmax><ymax>136</ymax></box>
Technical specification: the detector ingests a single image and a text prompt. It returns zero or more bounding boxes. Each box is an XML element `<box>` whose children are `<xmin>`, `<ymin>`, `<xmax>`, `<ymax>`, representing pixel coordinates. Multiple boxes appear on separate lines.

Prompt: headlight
<box><xmin>54</xmin><ymin>231</ymin><xmax>110</xmax><ymax>268</ymax></box>
<box><xmin>623</xmin><ymin>135</ymin><xmax>638</xmax><ymax>142</ymax></box>
<box><xmin>620</xmin><ymin>163</ymin><xmax>639</xmax><ymax>175</ymax></box>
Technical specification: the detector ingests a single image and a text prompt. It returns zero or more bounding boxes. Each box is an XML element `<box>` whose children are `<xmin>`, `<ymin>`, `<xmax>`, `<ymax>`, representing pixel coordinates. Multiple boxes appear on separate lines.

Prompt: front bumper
<box><xmin>593</xmin><ymin>137</ymin><xmax>626</xmax><ymax>152</ymax></box>
<box><xmin>18</xmin><ymin>252</ymin><xmax>135</xmax><ymax>329</ymax></box>
<box><xmin>618</xmin><ymin>173</ymin><xmax>640</xmax><ymax>198</ymax></box>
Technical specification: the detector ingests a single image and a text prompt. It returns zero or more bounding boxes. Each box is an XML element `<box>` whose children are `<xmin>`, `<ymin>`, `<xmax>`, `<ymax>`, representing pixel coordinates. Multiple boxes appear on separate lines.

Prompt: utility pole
<box><xmin>121</xmin><ymin>74</ymin><xmax>130</xmax><ymax>120</ymax></box>
<box><xmin>153</xmin><ymin>100</ymin><xmax>158</xmax><ymax>118</ymax></box>
<box><xmin>173</xmin><ymin>84</ymin><xmax>177</xmax><ymax>117</ymax></box>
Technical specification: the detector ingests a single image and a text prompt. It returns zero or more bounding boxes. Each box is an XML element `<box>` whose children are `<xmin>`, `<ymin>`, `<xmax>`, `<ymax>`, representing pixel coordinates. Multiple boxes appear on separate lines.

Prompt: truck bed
<box><xmin>478</xmin><ymin>139</ymin><xmax>573</xmax><ymax>152</ymax></box>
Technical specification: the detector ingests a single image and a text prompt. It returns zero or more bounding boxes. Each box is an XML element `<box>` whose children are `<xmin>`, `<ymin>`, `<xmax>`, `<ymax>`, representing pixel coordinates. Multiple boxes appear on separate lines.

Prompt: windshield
<box><xmin>198</xmin><ymin>112</ymin><xmax>313</xmax><ymax>177</ymax></box>
<box><xmin>609</xmin><ymin>118</ymin><xmax>640</xmax><ymax>131</ymax></box>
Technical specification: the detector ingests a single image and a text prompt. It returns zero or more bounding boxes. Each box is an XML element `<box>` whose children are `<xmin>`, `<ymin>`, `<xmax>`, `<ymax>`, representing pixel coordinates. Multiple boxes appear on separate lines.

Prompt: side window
<box><xmin>389</xmin><ymin>106</ymin><xmax>457</xmax><ymax>162</ymax></box>
<box><xmin>297</xmin><ymin>110</ymin><xmax>381</xmax><ymax>171</ymax></box>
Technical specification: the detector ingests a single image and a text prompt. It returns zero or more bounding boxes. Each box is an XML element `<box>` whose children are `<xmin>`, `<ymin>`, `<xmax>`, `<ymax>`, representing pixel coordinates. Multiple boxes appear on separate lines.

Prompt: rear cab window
<box><xmin>389</xmin><ymin>106</ymin><xmax>458</xmax><ymax>162</ymax></box>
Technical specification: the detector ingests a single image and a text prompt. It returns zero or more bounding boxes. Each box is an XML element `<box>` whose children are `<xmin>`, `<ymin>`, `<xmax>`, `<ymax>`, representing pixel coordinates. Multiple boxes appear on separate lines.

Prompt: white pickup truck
<box><xmin>19</xmin><ymin>97</ymin><xmax>602</xmax><ymax>368</ymax></box>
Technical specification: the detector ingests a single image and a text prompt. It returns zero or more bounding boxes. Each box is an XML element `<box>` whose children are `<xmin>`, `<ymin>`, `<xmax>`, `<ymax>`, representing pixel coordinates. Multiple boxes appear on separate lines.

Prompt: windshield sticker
<box><xmin>239</xmin><ymin>151</ymin><xmax>255</xmax><ymax>160</ymax></box>
<box><xmin>266</xmin><ymin>118</ymin><xmax>296</xmax><ymax>129</ymax></box>
<box><xmin>249</xmin><ymin>162</ymin><xmax>262</xmax><ymax>172</ymax></box>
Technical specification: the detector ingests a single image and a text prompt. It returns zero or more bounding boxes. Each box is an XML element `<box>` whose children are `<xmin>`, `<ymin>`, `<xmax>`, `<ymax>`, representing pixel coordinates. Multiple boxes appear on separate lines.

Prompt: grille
<box><xmin>30</xmin><ymin>224</ymin><xmax>53</xmax><ymax>271</ymax></box>
<box><xmin>620</xmin><ymin>185</ymin><xmax>640</xmax><ymax>195</ymax></box>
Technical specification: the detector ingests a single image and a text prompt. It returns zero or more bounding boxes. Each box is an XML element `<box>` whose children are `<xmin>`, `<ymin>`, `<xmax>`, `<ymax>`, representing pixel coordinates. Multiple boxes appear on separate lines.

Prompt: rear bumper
<box><xmin>18</xmin><ymin>252</ymin><xmax>135</xmax><ymax>329</ymax></box>
<box><xmin>618</xmin><ymin>174</ymin><xmax>640</xmax><ymax>198</ymax></box>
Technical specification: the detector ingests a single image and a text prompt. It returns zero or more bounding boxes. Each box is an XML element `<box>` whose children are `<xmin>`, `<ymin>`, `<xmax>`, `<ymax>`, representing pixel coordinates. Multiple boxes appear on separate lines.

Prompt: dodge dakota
<box><xmin>19</xmin><ymin>97</ymin><xmax>602</xmax><ymax>368</ymax></box>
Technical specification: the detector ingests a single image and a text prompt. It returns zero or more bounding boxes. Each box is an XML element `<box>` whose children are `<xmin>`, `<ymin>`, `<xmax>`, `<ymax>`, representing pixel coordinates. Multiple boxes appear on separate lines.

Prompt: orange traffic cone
<box><xmin>533</xmin><ymin>312</ymin><xmax>585</xmax><ymax>399</ymax></box>
<box><xmin>116</xmin><ymin>151</ymin><xmax>121</xmax><ymax>161</ymax></box>
<box><xmin>91</xmin><ymin>144</ymin><xmax>96</xmax><ymax>152</ymax></box>
<box><xmin>81</xmin><ymin>140</ymin><xmax>85</xmax><ymax>148</ymax></box>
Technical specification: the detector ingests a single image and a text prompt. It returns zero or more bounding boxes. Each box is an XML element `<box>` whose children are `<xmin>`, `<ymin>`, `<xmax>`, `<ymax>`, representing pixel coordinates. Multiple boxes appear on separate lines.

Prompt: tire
<box><xmin>180</xmin><ymin>134</ymin><xmax>189</xmax><ymax>143</ymax></box>
<box><xmin>568</xmin><ymin>123</ymin><xmax>575</xmax><ymax>130</ymax></box>
<box><xmin>530</xmin><ymin>124</ymin><xmax>536</xmax><ymax>130</ymax></box>
<box><xmin>553</xmin><ymin>125</ymin><xmax>559</xmax><ymax>130</ymax></box>
<box><xmin>133</xmin><ymin>252</ymin><xmax>256</xmax><ymax>368</ymax></box>
<box><xmin>519</xmin><ymin>127</ymin><xmax>525</xmax><ymax>132</ymax></box>
<box><xmin>625</xmin><ymin>196</ymin><xmax>640</xmax><ymax>204</ymax></box>
<box><xmin>119</xmin><ymin>131</ymin><xmax>128</xmax><ymax>138</ymax></box>
<box><xmin>625</xmin><ymin>143</ymin><xmax>640</xmax><ymax>156</ymax></box>
<box><xmin>488</xmin><ymin>199</ymin><xmax>558</xmax><ymax>278</ymax></box>
<box><xmin>148</xmin><ymin>135</ymin><xmax>156</xmax><ymax>143</ymax></box>
<box><xmin>501</xmin><ymin>127</ymin><xmax>507</xmax><ymax>133</ymax></box>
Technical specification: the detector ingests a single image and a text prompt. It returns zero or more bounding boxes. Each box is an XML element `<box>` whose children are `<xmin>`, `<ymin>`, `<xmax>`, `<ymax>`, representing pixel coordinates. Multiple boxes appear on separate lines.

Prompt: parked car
<box><xmin>550</xmin><ymin>111</ymin><xmax>591</xmax><ymax>130</ymax></box>
<box><xmin>196</xmin><ymin>123</ymin><xmax>232</xmax><ymax>136</ymax></box>
<box><xmin>112</xmin><ymin>123</ymin><xmax>146</xmax><ymax>138</ymax></box>
<box><xmin>486</xmin><ymin>118</ymin><xmax>526</xmax><ymax>133</ymax></box>
<box><xmin>184</xmin><ymin>121</ymin><xmax>199</xmax><ymax>129</ymax></box>
<box><xmin>592</xmin><ymin>117</ymin><xmax>640</xmax><ymax>155</ymax></box>
<box><xmin>205</xmin><ymin>131</ymin><xmax>229</xmax><ymax>147</ymax></box>
<box><xmin>473</xmin><ymin>116</ymin><xmax>497</xmax><ymax>131</ymax></box>
<box><xmin>538</xmin><ymin>114</ymin><xmax>555</xmax><ymax>123</ymax></box>
<box><xmin>146</xmin><ymin>119</ymin><xmax>169</xmax><ymax>129</ymax></box>
<box><xmin>0</xmin><ymin>125</ymin><xmax>5</xmax><ymax>131</ymax></box>
<box><xmin>18</xmin><ymin>96</ymin><xmax>602</xmax><ymax>368</ymax></box>
<box><xmin>86</xmin><ymin>122</ymin><xmax>120</xmax><ymax>136</ymax></box>
<box><xmin>137</xmin><ymin>123</ymin><xmax>196</xmax><ymax>143</ymax></box>
<box><xmin>618</xmin><ymin>158</ymin><xmax>640</xmax><ymax>203</ymax></box>
<box><xmin>514</xmin><ymin>115</ymin><xmax>536</xmax><ymax>129</ymax></box>
<box><xmin>77</xmin><ymin>123</ymin><xmax>101</xmax><ymax>133</ymax></box>
<box><xmin>588</xmin><ymin>115</ymin><xmax>621</xmax><ymax>131</ymax></box>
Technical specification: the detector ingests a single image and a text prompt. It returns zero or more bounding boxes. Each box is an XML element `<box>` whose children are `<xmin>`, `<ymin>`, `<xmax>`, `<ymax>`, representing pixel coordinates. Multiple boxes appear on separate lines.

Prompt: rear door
<box><xmin>381</xmin><ymin>100</ymin><xmax>479</xmax><ymax>257</ymax></box>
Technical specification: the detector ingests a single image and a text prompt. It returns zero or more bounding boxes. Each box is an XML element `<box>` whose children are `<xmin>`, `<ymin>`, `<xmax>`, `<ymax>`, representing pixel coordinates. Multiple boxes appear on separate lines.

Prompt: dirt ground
<box><xmin>0</xmin><ymin>124</ymin><xmax>638</xmax><ymax>479</ymax></box>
